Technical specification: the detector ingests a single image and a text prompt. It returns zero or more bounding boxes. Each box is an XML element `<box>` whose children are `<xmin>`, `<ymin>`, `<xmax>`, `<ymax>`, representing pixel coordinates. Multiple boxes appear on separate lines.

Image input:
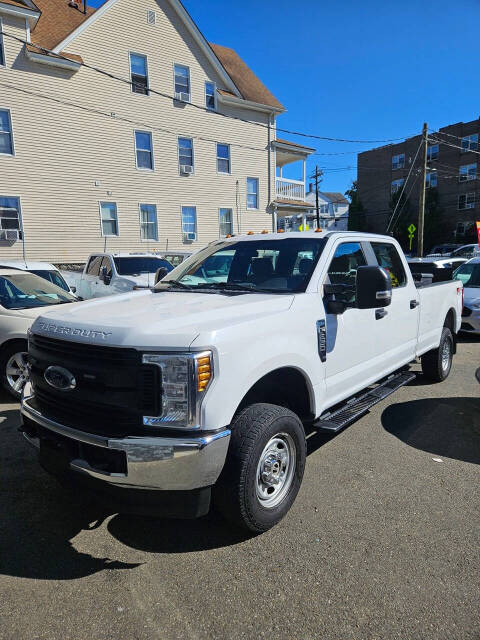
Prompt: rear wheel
<box><xmin>421</xmin><ymin>327</ymin><xmax>453</xmax><ymax>382</ymax></box>
<box><xmin>214</xmin><ymin>403</ymin><xmax>306</xmax><ymax>533</ymax></box>
<box><xmin>1</xmin><ymin>341</ymin><xmax>29</xmax><ymax>399</ymax></box>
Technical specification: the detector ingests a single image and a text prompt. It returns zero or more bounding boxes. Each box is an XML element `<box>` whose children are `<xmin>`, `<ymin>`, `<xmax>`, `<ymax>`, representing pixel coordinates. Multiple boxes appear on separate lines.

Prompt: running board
<box><xmin>313</xmin><ymin>371</ymin><xmax>416</xmax><ymax>433</ymax></box>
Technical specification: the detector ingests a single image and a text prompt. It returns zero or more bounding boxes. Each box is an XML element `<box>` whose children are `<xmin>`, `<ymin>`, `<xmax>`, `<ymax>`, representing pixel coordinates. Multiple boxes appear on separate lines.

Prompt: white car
<box><xmin>454</xmin><ymin>257</ymin><xmax>480</xmax><ymax>334</ymax></box>
<box><xmin>451</xmin><ymin>244</ymin><xmax>480</xmax><ymax>259</ymax></box>
<box><xmin>0</xmin><ymin>260</ymin><xmax>77</xmax><ymax>295</ymax></box>
<box><xmin>0</xmin><ymin>268</ymin><xmax>77</xmax><ymax>398</ymax></box>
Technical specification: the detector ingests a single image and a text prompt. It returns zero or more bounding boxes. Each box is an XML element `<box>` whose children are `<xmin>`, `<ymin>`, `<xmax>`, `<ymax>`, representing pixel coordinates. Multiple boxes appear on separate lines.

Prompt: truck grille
<box><xmin>29</xmin><ymin>334</ymin><xmax>160</xmax><ymax>437</ymax></box>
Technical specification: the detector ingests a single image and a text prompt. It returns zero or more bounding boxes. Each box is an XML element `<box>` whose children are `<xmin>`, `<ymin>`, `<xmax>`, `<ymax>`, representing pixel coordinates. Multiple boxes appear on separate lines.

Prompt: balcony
<box><xmin>276</xmin><ymin>177</ymin><xmax>305</xmax><ymax>201</ymax></box>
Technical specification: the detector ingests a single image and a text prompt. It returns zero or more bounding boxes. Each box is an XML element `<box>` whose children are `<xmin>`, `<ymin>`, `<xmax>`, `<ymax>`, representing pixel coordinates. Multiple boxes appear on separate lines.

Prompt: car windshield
<box><xmin>30</xmin><ymin>269</ymin><xmax>70</xmax><ymax>292</ymax></box>
<box><xmin>155</xmin><ymin>237</ymin><xmax>327</xmax><ymax>293</ymax></box>
<box><xmin>454</xmin><ymin>263</ymin><xmax>480</xmax><ymax>287</ymax></box>
<box><xmin>452</xmin><ymin>246</ymin><xmax>476</xmax><ymax>258</ymax></box>
<box><xmin>113</xmin><ymin>257</ymin><xmax>173</xmax><ymax>276</ymax></box>
<box><xmin>0</xmin><ymin>273</ymin><xmax>76</xmax><ymax>309</ymax></box>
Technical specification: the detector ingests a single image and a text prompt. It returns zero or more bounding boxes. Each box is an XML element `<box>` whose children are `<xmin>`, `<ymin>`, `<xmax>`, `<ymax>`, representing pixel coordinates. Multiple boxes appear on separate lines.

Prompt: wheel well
<box><xmin>0</xmin><ymin>338</ymin><xmax>28</xmax><ymax>358</ymax></box>
<box><xmin>235</xmin><ymin>367</ymin><xmax>313</xmax><ymax>422</ymax></box>
<box><xmin>444</xmin><ymin>308</ymin><xmax>457</xmax><ymax>353</ymax></box>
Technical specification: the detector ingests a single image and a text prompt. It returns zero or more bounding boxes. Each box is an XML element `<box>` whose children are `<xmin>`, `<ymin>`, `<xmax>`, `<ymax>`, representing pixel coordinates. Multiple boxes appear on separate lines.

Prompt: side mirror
<box><xmin>101</xmin><ymin>265</ymin><xmax>112</xmax><ymax>285</ymax></box>
<box><xmin>356</xmin><ymin>265</ymin><xmax>392</xmax><ymax>309</ymax></box>
<box><xmin>70</xmin><ymin>286</ymin><xmax>77</xmax><ymax>294</ymax></box>
<box><xmin>154</xmin><ymin>267</ymin><xmax>169</xmax><ymax>285</ymax></box>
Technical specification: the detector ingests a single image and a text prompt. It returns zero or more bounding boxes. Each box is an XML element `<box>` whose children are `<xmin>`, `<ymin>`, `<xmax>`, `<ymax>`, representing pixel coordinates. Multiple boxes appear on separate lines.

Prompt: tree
<box><xmin>346</xmin><ymin>181</ymin><xmax>367</xmax><ymax>231</ymax></box>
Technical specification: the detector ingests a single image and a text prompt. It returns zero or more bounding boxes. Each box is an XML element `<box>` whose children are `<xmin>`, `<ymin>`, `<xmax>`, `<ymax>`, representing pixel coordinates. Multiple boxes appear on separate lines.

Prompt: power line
<box><xmin>1</xmin><ymin>29</ymin><xmax>414</xmax><ymax>145</ymax></box>
<box><xmin>387</xmin><ymin>137</ymin><xmax>424</xmax><ymax>232</ymax></box>
<box><xmin>429</xmin><ymin>136</ymin><xmax>480</xmax><ymax>157</ymax></box>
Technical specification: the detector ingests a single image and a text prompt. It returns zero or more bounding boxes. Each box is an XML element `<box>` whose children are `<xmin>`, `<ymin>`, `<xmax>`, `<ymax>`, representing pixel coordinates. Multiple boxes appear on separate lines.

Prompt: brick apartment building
<box><xmin>356</xmin><ymin>117</ymin><xmax>480</xmax><ymax>249</ymax></box>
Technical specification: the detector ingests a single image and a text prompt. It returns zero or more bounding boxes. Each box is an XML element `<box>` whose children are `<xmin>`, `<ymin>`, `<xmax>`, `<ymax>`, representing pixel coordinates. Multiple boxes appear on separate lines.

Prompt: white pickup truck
<box><xmin>21</xmin><ymin>232</ymin><xmax>463</xmax><ymax>532</ymax></box>
<box><xmin>65</xmin><ymin>252</ymin><xmax>173</xmax><ymax>300</ymax></box>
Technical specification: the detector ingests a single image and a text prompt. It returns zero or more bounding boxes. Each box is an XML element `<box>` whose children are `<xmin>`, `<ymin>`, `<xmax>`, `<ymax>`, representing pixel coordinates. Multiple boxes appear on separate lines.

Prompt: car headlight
<box><xmin>142</xmin><ymin>351</ymin><xmax>213</xmax><ymax>429</ymax></box>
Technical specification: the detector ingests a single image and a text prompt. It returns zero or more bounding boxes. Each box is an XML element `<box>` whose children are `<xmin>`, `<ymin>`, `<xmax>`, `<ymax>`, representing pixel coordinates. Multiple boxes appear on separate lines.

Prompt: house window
<box><xmin>459</xmin><ymin>163</ymin><xmax>476</xmax><ymax>182</ymax></box>
<box><xmin>135</xmin><ymin>131</ymin><xmax>153</xmax><ymax>170</ymax></box>
<box><xmin>461</xmin><ymin>134</ymin><xmax>478</xmax><ymax>152</ymax></box>
<box><xmin>247</xmin><ymin>178</ymin><xmax>259</xmax><ymax>209</ymax></box>
<box><xmin>99</xmin><ymin>202</ymin><xmax>119</xmax><ymax>236</ymax></box>
<box><xmin>392</xmin><ymin>153</ymin><xmax>405</xmax><ymax>170</ymax></box>
<box><xmin>0</xmin><ymin>109</ymin><xmax>14</xmax><ymax>155</ymax></box>
<box><xmin>130</xmin><ymin>53</ymin><xmax>149</xmax><ymax>95</ymax></box>
<box><xmin>427</xmin><ymin>144</ymin><xmax>438</xmax><ymax>161</ymax></box>
<box><xmin>181</xmin><ymin>206</ymin><xmax>197</xmax><ymax>242</ymax></box>
<box><xmin>458</xmin><ymin>193</ymin><xmax>475</xmax><ymax>210</ymax></box>
<box><xmin>426</xmin><ymin>171</ymin><xmax>437</xmax><ymax>188</ymax></box>
<box><xmin>219</xmin><ymin>208</ymin><xmax>233</xmax><ymax>236</ymax></box>
<box><xmin>319</xmin><ymin>204</ymin><xmax>329</xmax><ymax>214</ymax></box>
<box><xmin>391</xmin><ymin>178</ymin><xmax>404</xmax><ymax>194</ymax></box>
<box><xmin>0</xmin><ymin>196</ymin><xmax>21</xmax><ymax>234</ymax></box>
<box><xmin>174</xmin><ymin>64</ymin><xmax>190</xmax><ymax>101</ymax></box>
<box><xmin>178</xmin><ymin>137</ymin><xmax>194</xmax><ymax>174</ymax></box>
<box><xmin>217</xmin><ymin>143</ymin><xmax>231</xmax><ymax>174</ymax></box>
<box><xmin>139</xmin><ymin>204</ymin><xmax>158</xmax><ymax>240</ymax></box>
<box><xmin>205</xmin><ymin>81</ymin><xmax>216</xmax><ymax>110</ymax></box>
<box><xmin>0</xmin><ymin>18</ymin><xmax>5</xmax><ymax>67</ymax></box>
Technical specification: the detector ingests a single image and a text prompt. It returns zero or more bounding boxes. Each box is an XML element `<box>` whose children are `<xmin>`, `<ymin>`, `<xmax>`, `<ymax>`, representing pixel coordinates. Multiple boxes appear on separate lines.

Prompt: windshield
<box><xmin>0</xmin><ymin>273</ymin><xmax>76</xmax><ymax>309</ymax></box>
<box><xmin>113</xmin><ymin>257</ymin><xmax>173</xmax><ymax>276</ymax></box>
<box><xmin>454</xmin><ymin>263</ymin><xmax>480</xmax><ymax>287</ymax></box>
<box><xmin>156</xmin><ymin>238</ymin><xmax>327</xmax><ymax>293</ymax></box>
<box><xmin>452</xmin><ymin>246</ymin><xmax>477</xmax><ymax>258</ymax></box>
<box><xmin>30</xmin><ymin>269</ymin><xmax>70</xmax><ymax>292</ymax></box>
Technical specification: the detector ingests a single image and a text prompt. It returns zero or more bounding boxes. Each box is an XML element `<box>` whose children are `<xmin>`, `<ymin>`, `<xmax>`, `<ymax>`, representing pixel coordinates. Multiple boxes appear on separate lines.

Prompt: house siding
<box><xmin>0</xmin><ymin>0</ymin><xmax>276</xmax><ymax>262</ymax></box>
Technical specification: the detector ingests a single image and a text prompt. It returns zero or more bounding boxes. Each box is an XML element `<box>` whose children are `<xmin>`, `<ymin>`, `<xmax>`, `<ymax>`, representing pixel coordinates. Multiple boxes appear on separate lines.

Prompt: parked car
<box><xmin>454</xmin><ymin>257</ymin><xmax>480</xmax><ymax>334</ymax></box>
<box><xmin>0</xmin><ymin>260</ymin><xmax>77</xmax><ymax>295</ymax></box>
<box><xmin>0</xmin><ymin>268</ymin><xmax>77</xmax><ymax>398</ymax></box>
<box><xmin>21</xmin><ymin>231</ymin><xmax>463</xmax><ymax>532</ymax></box>
<box><xmin>407</xmin><ymin>257</ymin><xmax>467</xmax><ymax>282</ymax></box>
<box><xmin>69</xmin><ymin>253</ymin><xmax>173</xmax><ymax>299</ymax></box>
<box><xmin>450</xmin><ymin>244</ymin><xmax>480</xmax><ymax>259</ymax></box>
<box><xmin>427</xmin><ymin>243</ymin><xmax>461</xmax><ymax>257</ymax></box>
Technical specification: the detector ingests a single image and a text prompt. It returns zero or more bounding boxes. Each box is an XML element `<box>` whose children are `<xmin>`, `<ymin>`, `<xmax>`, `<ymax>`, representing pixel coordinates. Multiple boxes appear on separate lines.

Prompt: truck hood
<box><xmin>121</xmin><ymin>273</ymin><xmax>155</xmax><ymax>288</ymax></box>
<box><xmin>31</xmin><ymin>290</ymin><xmax>294</xmax><ymax>349</ymax></box>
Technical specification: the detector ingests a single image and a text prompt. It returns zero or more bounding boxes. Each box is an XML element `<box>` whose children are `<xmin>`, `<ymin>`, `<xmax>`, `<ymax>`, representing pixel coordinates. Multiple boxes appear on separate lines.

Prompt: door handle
<box><xmin>410</xmin><ymin>300</ymin><xmax>419</xmax><ymax>309</ymax></box>
<box><xmin>375</xmin><ymin>309</ymin><xmax>387</xmax><ymax>320</ymax></box>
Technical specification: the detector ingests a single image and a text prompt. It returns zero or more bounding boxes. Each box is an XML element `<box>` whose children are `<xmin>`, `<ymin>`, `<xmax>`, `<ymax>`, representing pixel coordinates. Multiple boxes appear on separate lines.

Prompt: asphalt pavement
<box><xmin>0</xmin><ymin>336</ymin><xmax>479</xmax><ymax>640</ymax></box>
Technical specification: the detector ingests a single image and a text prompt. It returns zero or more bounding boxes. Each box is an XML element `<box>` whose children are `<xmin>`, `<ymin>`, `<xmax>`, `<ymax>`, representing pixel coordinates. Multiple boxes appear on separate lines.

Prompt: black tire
<box><xmin>0</xmin><ymin>340</ymin><xmax>29</xmax><ymax>400</ymax></box>
<box><xmin>214</xmin><ymin>403</ymin><xmax>306</xmax><ymax>533</ymax></box>
<box><xmin>421</xmin><ymin>327</ymin><xmax>453</xmax><ymax>382</ymax></box>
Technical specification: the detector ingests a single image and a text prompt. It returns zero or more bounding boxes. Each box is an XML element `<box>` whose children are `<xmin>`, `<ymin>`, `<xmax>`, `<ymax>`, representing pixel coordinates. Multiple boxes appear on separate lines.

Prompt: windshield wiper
<box><xmin>200</xmin><ymin>282</ymin><xmax>281</xmax><ymax>294</ymax></box>
<box><xmin>155</xmin><ymin>280</ymin><xmax>193</xmax><ymax>291</ymax></box>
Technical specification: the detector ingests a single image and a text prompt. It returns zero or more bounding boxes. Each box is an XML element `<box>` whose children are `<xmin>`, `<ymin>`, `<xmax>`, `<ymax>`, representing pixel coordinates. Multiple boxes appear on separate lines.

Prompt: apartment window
<box><xmin>391</xmin><ymin>178</ymin><xmax>404</xmax><ymax>194</ymax></box>
<box><xmin>219</xmin><ymin>208</ymin><xmax>233</xmax><ymax>236</ymax></box>
<box><xmin>247</xmin><ymin>177</ymin><xmax>259</xmax><ymax>209</ymax></box>
<box><xmin>139</xmin><ymin>203</ymin><xmax>158</xmax><ymax>240</ymax></box>
<box><xmin>205</xmin><ymin>81</ymin><xmax>216</xmax><ymax>110</ymax></box>
<box><xmin>392</xmin><ymin>153</ymin><xmax>405</xmax><ymax>170</ymax></box>
<box><xmin>99</xmin><ymin>202</ymin><xmax>119</xmax><ymax>236</ymax></box>
<box><xmin>0</xmin><ymin>109</ymin><xmax>13</xmax><ymax>155</ymax></box>
<box><xmin>135</xmin><ymin>131</ymin><xmax>153</xmax><ymax>170</ymax></box>
<box><xmin>459</xmin><ymin>163</ymin><xmax>476</xmax><ymax>182</ymax></box>
<box><xmin>426</xmin><ymin>171</ymin><xmax>437</xmax><ymax>188</ymax></box>
<box><xmin>427</xmin><ymin>144</ymin><xmax>439</xmax><ymax>161</ymax></box>
<box><xmin>130</xmin><ymin>53</ymin><xmax>149</xmax><ymax>95</ymax></box>
<box><xmin>178</xmin><ymin>137</ymin><xmax>194</xmax><ymax>174</ymax></box>
<box><xmin>0</xmin><ymin>18</ymin><xmax>5</xmax><ymax>67</ymax></box>
<box><xmin>217</xmin><ymin>143</ymin><xmax>231</xmax><ymax>174</ymax></box>
<box><xmin>0</xmin><ymin>196</ymin><xmax>21</xmax><ymax>233</ymax></box>
<box><xmin>458</xmin><ymin>193</ymin><xmax>475</xmax><ymax>210</ymax></box>
<box><xmin>461</xmin><ymin>133</ymin><xmax>478</xmax><ymax>152</ymax></box>
<box><xmin>174</xmin><ymin>64</ymin><xmax>190</xmax><ymax>101</ymax></box>
<box><xmin>181</xmin><ymin>206</ymin><xmax>197</xmax><ymax>242</ymax></box>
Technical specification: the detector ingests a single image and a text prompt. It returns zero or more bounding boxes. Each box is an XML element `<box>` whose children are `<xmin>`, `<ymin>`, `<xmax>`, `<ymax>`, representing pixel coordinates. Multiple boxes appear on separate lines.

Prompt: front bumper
<box><xmin>20</xmin><ymin>385</ymin><xmax>230</xmax><ymax>493</ymax></box>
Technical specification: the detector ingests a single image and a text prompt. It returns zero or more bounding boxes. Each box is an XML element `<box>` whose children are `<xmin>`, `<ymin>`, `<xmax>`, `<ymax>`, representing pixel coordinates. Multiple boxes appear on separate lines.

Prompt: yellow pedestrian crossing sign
<box><xmin>408</xmin><ymin>223</ymin><xmax>416</xmax><ymax>251</ymax></box>
<box><xmin>298</xmin><ymin>224</ymin><xmax>309</xmax><ymax>232</ymax></box>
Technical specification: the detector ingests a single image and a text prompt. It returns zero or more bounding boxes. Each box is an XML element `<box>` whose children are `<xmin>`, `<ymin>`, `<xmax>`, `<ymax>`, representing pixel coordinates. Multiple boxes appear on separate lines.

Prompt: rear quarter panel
<box><xmin>417</xmin><ymin>280</ymin><xmax>462</xmax><ymax>356</ymax></box>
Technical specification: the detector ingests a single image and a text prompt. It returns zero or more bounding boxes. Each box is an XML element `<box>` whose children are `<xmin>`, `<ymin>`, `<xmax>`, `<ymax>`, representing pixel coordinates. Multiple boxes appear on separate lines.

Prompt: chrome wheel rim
<box><xmin>256</xmin><ymin>433</ymin><xmax>296</xmax><ymax>509</ymax></box>
<box><xmin>441</xmin><ymin>339</ymin><xmax>451</xmax><ymax>372</ymax></box>
<box><xmin>6</xmin><ymin>352</ymin><xmax>29</xmax><ymax>395</ymax></box>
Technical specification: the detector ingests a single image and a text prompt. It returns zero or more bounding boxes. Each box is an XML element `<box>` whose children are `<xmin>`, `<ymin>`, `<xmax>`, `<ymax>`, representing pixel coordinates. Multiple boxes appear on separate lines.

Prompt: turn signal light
<box><xmin>247</xmin><ymin>231</ymin><xmax>255</xmax><ymax>235</ymax></box>
<box><xmin>315</xmin><ymin>228</ymin><xmax>322</xmax><ymax>233</ymax></box>
<box><xmin>226</xmin><ymin>234</ymin><xmax>232</xmax><ymax>238</ymax></box>
<box><xmin>196</xmin><ymin>355</ymin><xmax>212</xmax><ymax>392</ymax></box>
<box><xmin>277</xmin><ymin>229</ymin><xmax>285</xmax><ymax>233</ymax></box>
<box><xmin>261</xmin><ymin>229</ymin><xmax>268</xmax><ymax>234</ymax></box>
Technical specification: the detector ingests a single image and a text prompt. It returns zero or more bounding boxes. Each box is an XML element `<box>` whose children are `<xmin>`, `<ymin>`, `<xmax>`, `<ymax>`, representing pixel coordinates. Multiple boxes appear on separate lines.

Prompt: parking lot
<box><xmin>0</xmin><ymin>336</ymin><xmax>478</xmax><ymax>640</ymax></box>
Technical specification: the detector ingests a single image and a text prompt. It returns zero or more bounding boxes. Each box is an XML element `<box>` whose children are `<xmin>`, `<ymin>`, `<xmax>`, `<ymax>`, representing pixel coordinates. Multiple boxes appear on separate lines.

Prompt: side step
<box><xmin>313</xmin><ymin>371</ymin><xmax>416</xmax><ymax>433</ymax></box>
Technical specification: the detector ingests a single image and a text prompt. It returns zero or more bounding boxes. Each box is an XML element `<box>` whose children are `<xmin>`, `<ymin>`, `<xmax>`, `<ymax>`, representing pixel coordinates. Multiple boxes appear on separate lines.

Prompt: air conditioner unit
<box><xmin>174</xmin><ymin>92</ymin><xmax>190</xmax><ymax>102</ymax></box>
<box><xmin>185</xmin><ymin>232</ymin><xmax>196</xmax><ymax>241</ymax></box>
<box><xmin>0</xmin><ymin>229</ymin><xmax>19</xmax><ymax>241</ymax></box>
<box><xmin>180</xmin><ymin>165</ymin><xmax>194</xmax><ymax>175</ymax></box>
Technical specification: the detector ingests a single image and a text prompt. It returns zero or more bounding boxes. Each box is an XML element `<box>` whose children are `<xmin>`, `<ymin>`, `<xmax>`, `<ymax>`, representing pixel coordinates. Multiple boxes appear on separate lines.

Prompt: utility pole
<box><xmin>417</xmin><ymin>122</ymin><xmax>428</xmax><ymax>257</ymax></box>
<box><xmin>310</xmin><ymin>166</ymin><xmax>323</xmax><ymax>228</ymax></box>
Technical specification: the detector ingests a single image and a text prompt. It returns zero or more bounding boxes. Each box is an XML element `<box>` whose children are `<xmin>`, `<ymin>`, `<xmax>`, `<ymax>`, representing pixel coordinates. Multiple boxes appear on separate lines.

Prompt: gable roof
<box><xmin>29</xmin><ymin>0</ymin><xmax>96</xmax><ymax>51</ymax></box>
<box><xmin>322</xmin><ymin>192</ymin><xmax>349</xmax><ymax>205</ymax></box>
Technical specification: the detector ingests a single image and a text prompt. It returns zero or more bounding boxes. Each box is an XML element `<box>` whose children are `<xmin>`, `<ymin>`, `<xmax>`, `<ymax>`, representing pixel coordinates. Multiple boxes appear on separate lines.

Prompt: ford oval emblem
<box><xmin>44</xmin><ymin>366</ymin><xmax>76</xmax><ymax>392</ymax></box>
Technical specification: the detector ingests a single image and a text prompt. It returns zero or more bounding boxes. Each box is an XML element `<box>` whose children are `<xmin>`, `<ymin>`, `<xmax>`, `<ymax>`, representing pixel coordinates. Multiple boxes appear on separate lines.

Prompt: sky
<box><xmin>89</xmin><ymin>0</ymin><xmax>480</xmax><ymax>195</ymax></box>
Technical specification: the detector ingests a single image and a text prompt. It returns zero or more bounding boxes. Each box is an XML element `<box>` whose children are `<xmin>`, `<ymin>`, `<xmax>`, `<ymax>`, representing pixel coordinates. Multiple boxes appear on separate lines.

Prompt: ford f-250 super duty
<box><xmin>21</xmin><ymin>232</ymin><xmax>463</xmax><ymax>532</ymax></box>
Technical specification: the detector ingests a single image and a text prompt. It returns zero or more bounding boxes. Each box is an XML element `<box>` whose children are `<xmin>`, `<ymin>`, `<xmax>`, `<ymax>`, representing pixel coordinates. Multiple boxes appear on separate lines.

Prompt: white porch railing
<box><xmin>276</xmin><ymin>177</ymin><xmax>305</xmax><ymax>201</ymax></box>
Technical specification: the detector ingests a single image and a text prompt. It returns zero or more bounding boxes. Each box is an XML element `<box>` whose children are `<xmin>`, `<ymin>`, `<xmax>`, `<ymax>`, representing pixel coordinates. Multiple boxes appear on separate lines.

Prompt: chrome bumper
<box><xmin>21</xmin><ymin>388</ymin><xmax>230</xmax><ymax>492</ymax></box>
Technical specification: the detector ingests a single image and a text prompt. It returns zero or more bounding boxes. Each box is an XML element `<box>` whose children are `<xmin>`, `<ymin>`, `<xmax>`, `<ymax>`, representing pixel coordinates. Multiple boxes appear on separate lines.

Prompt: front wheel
<box><xmin>0</xmin><ymin>341</ymin><xmax>29</xmax><ymax>399</ymax></box>
<box><xmin>421</xmin><ymin>327</ymin><xmax>453</xmax><ymax>382</ymax></box>
<box><xmin>214</xmin><ymin>403</ymin><xmax>306</xmax><ymax>533</ymax></box>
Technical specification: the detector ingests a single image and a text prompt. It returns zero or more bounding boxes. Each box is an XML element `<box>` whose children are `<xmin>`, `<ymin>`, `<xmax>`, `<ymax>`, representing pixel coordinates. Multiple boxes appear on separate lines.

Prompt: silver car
<box><xmin>454</xmin><ymin>257</ymin><xmax>480</xmax><ymax>334</ymax></box>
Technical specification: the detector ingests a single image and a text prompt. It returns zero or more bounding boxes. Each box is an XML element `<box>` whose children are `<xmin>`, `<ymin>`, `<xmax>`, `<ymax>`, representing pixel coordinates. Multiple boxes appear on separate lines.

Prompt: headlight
<box><xmin>142</xmin><ymin>351</ymin><xmax>213</xmax><ymax>429</ymax></box>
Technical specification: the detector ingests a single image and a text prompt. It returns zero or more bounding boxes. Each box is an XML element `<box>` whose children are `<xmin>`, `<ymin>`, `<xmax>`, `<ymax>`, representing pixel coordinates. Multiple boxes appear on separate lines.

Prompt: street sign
<box><xmin>298</xmin><ymin>224</ymin><xmax>309</xmax><ymax>232</ymax></box>
<box><xmin>408</xmin><ymin>223</ymin><xmax>416</xmax><ymax>251</ymax></box>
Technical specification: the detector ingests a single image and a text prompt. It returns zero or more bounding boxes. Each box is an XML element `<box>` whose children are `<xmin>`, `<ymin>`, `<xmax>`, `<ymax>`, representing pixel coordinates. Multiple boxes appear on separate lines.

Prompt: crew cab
<box><xmin>21</xmin><ymin>232</ymin><xmax>463</xmax><ymax>532</ymax></box>
<box><xmin>68</xmin><ymin>252</ymin><xmax>173</xmax><ymax>300</ymax></box>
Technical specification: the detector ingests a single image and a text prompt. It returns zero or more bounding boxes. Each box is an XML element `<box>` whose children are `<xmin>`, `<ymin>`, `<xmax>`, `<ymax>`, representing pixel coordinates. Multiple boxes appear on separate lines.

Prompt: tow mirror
<box><xmin>356</xmin><ymin>265</ymin><xmax>392</xmax><ymax>309</ymax></box>
<box><xmin>154</xmin><ymin>267</ymin><xmax>169</xmax><ymax>285</ymax></box>
<box><xmin>100</xmin><ymin>265</ymin><xmax>112</xmax><ymax>285</ymax></box>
